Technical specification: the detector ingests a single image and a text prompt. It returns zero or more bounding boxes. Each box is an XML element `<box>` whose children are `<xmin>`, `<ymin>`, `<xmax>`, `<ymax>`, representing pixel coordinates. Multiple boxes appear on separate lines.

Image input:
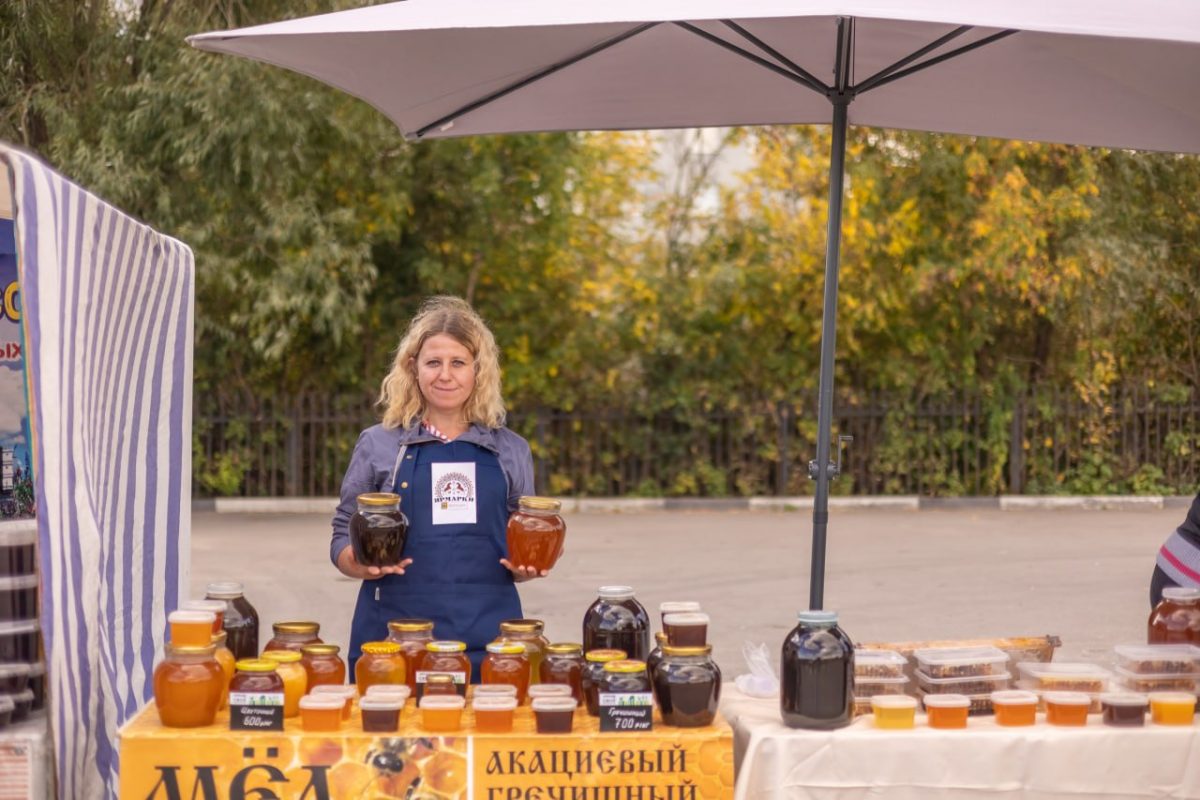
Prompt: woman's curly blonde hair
<box><xmin>378</xmin><ymin>296</ymin><xmax>506</xmax><ymax>430</ymax></box>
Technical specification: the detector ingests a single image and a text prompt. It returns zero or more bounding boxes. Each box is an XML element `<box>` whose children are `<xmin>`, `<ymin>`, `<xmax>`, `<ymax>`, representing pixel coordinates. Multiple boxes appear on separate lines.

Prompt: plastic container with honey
<box><xmin>662</xmin><ymin>613</ymin><xmax>709</xmax><ymax>647</ymax></box>
<box><xmin>360</xmin><ymin>696</ymin><xmax>404</xmax><ymax>732</ymax></box>
<box><xmin>870</xmin><ymin>695</ymin><xmax>917</xmax><ymax>729</ymax></box>
<box><xmin>356</xmin><ymin>641</ymin><xmax>406</xmax><ymax>696</ymax></box>
<box><xmin>505</xmin><ymin>496</ymin><xmax>566</xmax><ymax>573</ymax></box>
<box><xmin>1100</xmin><ymin>692</ymin><xmax>1148</xmax><ymax>727</ymax></box>
<box><xmin>180</xmin><ymin>600</ymin><xmax>226</xmax><ymax>635</ymax></box>
<box><xmin>386</xmin><ymin>619</ymin><xmax>435</xmax><ymax>693</ymax></box>
<box><xmin>855</xmin><ymin>675</ymin><xmax>909</xmax><ymax>698</ymax></box>
<box><xmin>922</xmin><ymin>693</ymin><xmax>970</xmax><ymax>729</ymax></box>
<box><xmin>365</xmin><ymin>684</ymin><xmax>412</xmax><ymax>704</ymax></box>
<box><xmin>264</xmin><ymin>621</ymin><xmax>321</xmax><ymax>653</ymax></box>
<box><xmin>916</xmin><ymin>669</ymin><xmax>1011</xmax><ymax>696</ymax></box>
<box><xmin>532</xmin><ymin>696</ymin><xmax>577</xmax><ymax>733</ymax></box>
<box><xmin>261</xmin><ymin>650</ymin><xmax>307</xmax><ymax>717</ymax></box>
<box><xmin>298</xmin><ymin>694</ymin><xmax>343</xmax><ymax>732</ymax></box>
<box><xmin>990</xmin><ymin>690</ymin><xmax>1038</xmax><ymax>727</ymax></box>
<box><xmin>1149</xmin><ymin>691</ymin><xmax>1197</xmax><ymax>725</ymax></box>
<box><xmin>1113</xmin><ymin>643</ymin><xmax>1200</xmax><ymax>675</ymax></box>
<box><xmin>472</xmin><ymin>695</ymin><xmax>518</xmax><ymax>732</ymax></box>
<box><xmin>311</xmin><ymin>684</ymin><xmax>356</xmax><ymax>720</ymax></box>
<box><xmin>419</xmin><ymin>694</ymin><xmax>465</xmax><ymax>732</ymax></box>
<box><xmin>1113</xmin><ymin>667</ymin><xmax>1200</xmax><ymax>694</ymax></box>
<box><xmin>659</xmin><ymin>601</ymin><xmax>701</xmax><ymax>627</ymax></box>
<box><xmin>482</xmin><ymin>641</ymin><xmax>530</xmax><ymax>702</ymax></box>
<box><xmin>1044</xmin><ymin>691</ymin><xmax>1090</xmax><ymax>726</ymax></box>
<box><xmin>528</xmin><ymin>683</ymin><xmax>574</xmax><ymax>703</ymax></box>
<box><xmin>300</xmin><ymin>643</ymin><xmax>346</xmax><ymax>688</ymax></box>
<box><xmin>914</xmin><ymin>646</ymin><xmax>1008</xmax><ymax>679</ymax></box>
<box><xmin>168</xmin><ymin>610</ymin><xmax>216</xmax><ymax>648</ymax></box>
<box><xmin>854</xmin><ymin>649</ymin><xmax>907</xmax><ymax>679</ymax></box>
<box><xmin>153</xmin><ymin>643</ymin><xmax>224</xmax><ymax>728</ymax></box>
<box><xmin>1016</xmin><ymin>661</ymin><xmax>1110</xmax><ymax>694</ymax></box>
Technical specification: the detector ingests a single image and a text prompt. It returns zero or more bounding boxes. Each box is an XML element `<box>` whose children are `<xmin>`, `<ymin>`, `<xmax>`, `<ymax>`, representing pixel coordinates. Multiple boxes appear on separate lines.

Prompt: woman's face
<box><xmin>414</xmin><ymin>333</ymin><xmax>476</xmax><ymax>418</ymax></box>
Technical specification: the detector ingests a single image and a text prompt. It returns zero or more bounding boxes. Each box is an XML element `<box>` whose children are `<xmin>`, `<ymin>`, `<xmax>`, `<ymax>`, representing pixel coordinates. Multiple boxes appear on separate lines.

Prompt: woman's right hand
<box><xmin>337</xmin><ymin>545</ymin><xmax>412</xmax><ymax>580</ymax></box>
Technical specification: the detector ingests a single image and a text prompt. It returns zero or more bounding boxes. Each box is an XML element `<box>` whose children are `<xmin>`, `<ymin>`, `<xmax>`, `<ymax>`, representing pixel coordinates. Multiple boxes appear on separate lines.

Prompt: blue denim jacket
<box><xmin>329</xmin><ymin>422</ymin><xmax>534</xmax><ymax>565</ymax></box>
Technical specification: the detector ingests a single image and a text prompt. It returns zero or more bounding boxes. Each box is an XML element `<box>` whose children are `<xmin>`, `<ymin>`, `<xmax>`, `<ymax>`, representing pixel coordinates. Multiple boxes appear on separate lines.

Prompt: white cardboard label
<box><xmin>430</xmin><ymin>462</ymin><xmax>476</xmax><ymax>525</ymax></box>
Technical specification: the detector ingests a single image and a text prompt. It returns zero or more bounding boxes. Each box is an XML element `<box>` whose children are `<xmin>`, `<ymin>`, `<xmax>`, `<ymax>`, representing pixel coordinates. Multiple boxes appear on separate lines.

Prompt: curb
<box><xmin>190</xmin><ymin>495</ymin><xmax>1191</xmax><ymax>513</ymax></box>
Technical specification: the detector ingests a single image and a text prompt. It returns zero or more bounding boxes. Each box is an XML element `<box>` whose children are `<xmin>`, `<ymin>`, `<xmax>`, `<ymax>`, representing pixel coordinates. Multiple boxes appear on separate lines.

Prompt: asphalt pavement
<box><xmin>190</xmin><ymin>506</ymin><xmax>1175</xmax><ymax>675</ymax></box>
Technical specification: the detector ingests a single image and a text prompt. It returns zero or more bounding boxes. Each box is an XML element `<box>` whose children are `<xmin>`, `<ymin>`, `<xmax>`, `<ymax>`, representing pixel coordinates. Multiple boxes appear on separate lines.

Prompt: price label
<box><xmin>599</xmin><ymin>691</ymin><xmax>654</xmax><ymax>732</ymax></box>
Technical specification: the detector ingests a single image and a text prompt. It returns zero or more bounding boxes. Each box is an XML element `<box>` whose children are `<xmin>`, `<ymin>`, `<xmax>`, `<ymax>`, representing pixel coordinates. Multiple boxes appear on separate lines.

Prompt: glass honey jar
<box><xmin>386</xmin><ymin>619</ymin><xmax>435</xmax><ymax>693</ymax></box>
<box><xmin>205</xmin><ymin>582</ymin><xmax>259</xmax><ymax>661</ymax></box>
<box><xmin>300</xmin><ymin>643</ymin><xmax>346</xmax><ymax>688</ymax></box>
<box><xmin>505</xmin><ymin>497</ymin><xmax>566</xmax><ymax>573</ymax></box>
<box><xmin>780</xmin><ymin>610</ymin><xmax>854</xmax><ymax>730</ymax></box>
<box><xmin>418</xmin><ymin>641</ymin><xmax>470</xmax><ymax>698</ymax></box>
<box><xmin>1148</xmin><ymin>587</ymin><xmax>1200</xmax><ymax>644</ymax></box>
<box><xmin>583</xmin><ymin>649</ymin><xmax>627</xmax><ymax>716</ymax></box>
<box><xmin>540</xmin><ymin>643</ymin><xmax>585</xmax><ymax>703</ymax></box>
<box><xmin>153</xmin><ymin>643</ymin><xmax>224</xmax><ymax>728</ymax></box>
<box><xmin>356</xmin><ymin>641</ymin><xmax>406</xmax><ymax>696</ymax></box>
<box><xmin>494</xmin><ymin>619</ymin><xmax>549</xmax><ymax>684</ymax></box>
<box><xmin>351</xmin><ymin>492</ymin><xmax>409</xmax><ymax>567</ymax></box>
<box><xmin>212</xmin><ymin>631</ymin><xmax>236</xmax><ymax>711</ymax></box>
<box><xmin>583</xmin><ymin>586</ymin><xmax>651</xmax><ymax>661</ymax></box>
<box><xmin>651</xmin><ymin>644</ymin><xmax>722</xmax><ymax>728</ymax></box>
<box><xmin>261</xmin><ymin>650</ymin><xmax>307</xmax><ymax>718</ymax></box>
<box><xmin>264</xmin><ymin>621</ymin><xmax>321</xmax><ymax>653</ymax></box>
<box><xmin>482</xmin><ymin>641</ymin><xmax>530</xmax><ymax>702</ymax></box>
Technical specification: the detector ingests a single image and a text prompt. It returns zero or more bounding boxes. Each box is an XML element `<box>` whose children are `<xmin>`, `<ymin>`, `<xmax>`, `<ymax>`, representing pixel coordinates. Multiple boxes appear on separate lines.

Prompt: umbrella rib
<box><xmin>854</xmin><ymin>25</ymin><xmax>973</xmax><ymax>94</ymax></box>
<box><xmin>719</xmin><ymin>20</ymin><xmax>830</xmax><ymax>94</ymax></box>
<box><xmin>833</xmin><ymin>17</ymin><xmax>854</xmax><ymax>95</ymax></box>
<box><xmin>856</xmin><ymin>29</ymin><xmax>1019</xmax><ymax>95</ymax></box>
<box><xmin>673</xmin><ymin>22</ymin><xmax>829</xmax><ymax>98</ymax></box>
<box><xmin>412</xmin><ymin>22</ymin><xmax>659</xmax><ymax>139</ymax></box>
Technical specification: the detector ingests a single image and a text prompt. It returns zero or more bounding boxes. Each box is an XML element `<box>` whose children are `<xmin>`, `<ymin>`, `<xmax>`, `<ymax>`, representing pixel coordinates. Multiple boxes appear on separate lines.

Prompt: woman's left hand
<box><xmin>499</xmin><ymin>559</ymin><xmax>549</xmax><ymax>582</ymax></box>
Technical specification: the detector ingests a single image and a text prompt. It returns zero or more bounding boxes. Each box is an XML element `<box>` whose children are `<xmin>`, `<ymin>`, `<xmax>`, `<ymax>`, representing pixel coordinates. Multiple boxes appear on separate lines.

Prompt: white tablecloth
<box><xmin>721</xmin><ymin>687</ymin><xmax>1200</xmax><ymax>800</ymax></box>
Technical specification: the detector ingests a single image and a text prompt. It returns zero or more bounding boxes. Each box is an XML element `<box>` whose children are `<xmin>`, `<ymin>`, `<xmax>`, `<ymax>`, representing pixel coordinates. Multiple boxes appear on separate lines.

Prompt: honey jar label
<box><xmin>229</xmin><ymin>691</ymin><xmax>284</xmax><ymax>731</ymax></box>
<box><xmin>415</xmin><ymin>670</ymin><xmax>467</xmax><ymax>684</ymax></box>
<box><xmin>431</xmin><ymin>462</ymin><xmax>476</xmax><ymax>524</ymax></box>
<box><xmin>599</xmin><ymin>692</ymin><xmax>654</xmax><ymax>732</ymax></box>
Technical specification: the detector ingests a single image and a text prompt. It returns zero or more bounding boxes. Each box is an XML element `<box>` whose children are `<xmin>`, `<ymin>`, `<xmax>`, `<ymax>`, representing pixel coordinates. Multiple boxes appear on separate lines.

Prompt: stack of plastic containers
<box><xmin>853</xmin><ymin>649</ymin><xmax>909</xmax><ymax>716</ymax></box>
<box><xmin>1015</xmin><ymin>662</ymin><xmax>1113</xmax><ymax>713</ymax></box>
<box><xmin>1112</xmin><ymin>644</ymin><xmax>1200</xmax><ymax>694</ymax></box>
<box><xmin>914</xmin><ymin>646</ymin><xmax>1011</xmax><ymax>715</ymax></box>
<box><xmin>0</xmin><ymin>527</ymin><xmax>41</xmax><ymax>728</ymax></box>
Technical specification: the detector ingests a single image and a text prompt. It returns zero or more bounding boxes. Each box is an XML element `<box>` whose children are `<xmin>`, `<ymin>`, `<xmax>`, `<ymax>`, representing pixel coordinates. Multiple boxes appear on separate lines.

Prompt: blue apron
<box><xmin>348</xmin><ymin>438</ymin><xmax>521</xmax><ymax>680</ymax></box>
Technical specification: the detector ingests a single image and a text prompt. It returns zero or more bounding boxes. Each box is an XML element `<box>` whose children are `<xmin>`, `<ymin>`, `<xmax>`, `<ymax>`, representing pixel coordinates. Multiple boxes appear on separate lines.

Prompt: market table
<box><xmin>119</xmin><ymin>701</ymin><xmax>734</xmax><ymax>799</ymax></box>
<box><xmin>721</xmin><ymin>687</ymin><xmax>1200</xmax><ymax>800</ymax></box>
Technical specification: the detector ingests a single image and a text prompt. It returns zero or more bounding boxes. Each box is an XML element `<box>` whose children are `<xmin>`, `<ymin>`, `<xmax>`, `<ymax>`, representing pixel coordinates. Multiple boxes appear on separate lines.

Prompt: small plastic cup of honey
<box><xmin>870</xmin><ymin>695</ymin><xmax>917</xmax><ymax>729</ymax></box>
<box><xmin>1149</xmin><ymin>692</ymin><xmax>1197</xmax><ymax>726</ymax></box>
<box><xmin>532</xmin><ymin>696</ymin><xmax>577</xmax><ymax>733</ymax></box>
<box><xmin>360</xmin><ymin>696</ymin><xmax>404</xmax><ymax>732</ymax></box>
<box><xmin>299</xmin><ymin>694</ymin><xmax>344</xmax><ymax>732</ymax></box>
<box><xmin>180</xmin><ymin>600</ymin><xmax>226</xmax><ymax>634</ymax></box>
<box><xmin>1044</xmin><ymin>691</ymin><xmax>1091</xmax><ymax>726</ymax></box>
<box><xmin>169</xmin><ymin>610</ymin><xmax>217</xmax><ymax>647</ymax></box>
<box><xmin>311</xmin><ymin>685</ymin><xmax>356</xmax><ymax>720</ymax></box>
<box><xmin>527</xmin><ymin>683</ymin><xmax>574</xmax><ymax>704</ymax></box>
<box><xmin>658</xmin><ymin>601</ymin><xmax>701</xmax><ymax>628</ymax></box>
<box><xmin>420</xmin><ymin>694</ymin><xmax>466</xmax><ymax>732</ymax></box>
<box><xmin>662</xmin><ymin>612</ymin><xmax>709</xmax><ymax>647</ymax></box>
<box><xmin>1100</xmin><ymin>692</ymin><xmax>1148</xmax><ymax>727</ymax></box>
<box><xmin>922</xmin><ymin>693</ymin><xmax>970</xmax><ymax>729</ymax></box>
<box><xmin>473</xmin><ymin>695</ymin><xmax>518</xmax><ymax>732</ymax></box>
<box><xmin>991</xmin><ymin>690</ymin><xmax>1038</xmax><ymax>727</ymax></box>
<box><xmin>365</xmin><ymin>684</ymin><xmax>411</xmax><ymax>704</ymax></box>
<box><xmin>474</xmin><ymin>684</ymin><xmax>519</xmax><ymax>700</ymax></box>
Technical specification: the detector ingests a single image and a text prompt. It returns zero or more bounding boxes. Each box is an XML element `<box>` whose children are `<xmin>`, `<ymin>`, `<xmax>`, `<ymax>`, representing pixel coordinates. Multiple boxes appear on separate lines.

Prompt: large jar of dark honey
<box><xmin>583</xmin><ymin>586</ymin><xmax>650</xmax><ymax>661</ymax></box>
<box><xmin>652</xmin><ymin>644</ymin><xmax>721</xmax><ymax>728</ymax></box>
<box><xmin>1148</xmin><ymin>587</ymin><xmax>1200</xmax><ymax>644</ymax></box>
<box><xmin>780</xmin><ymin>610</ymin><xmax>854</xmax><ymax>729</ymax></box>
<box><xmin>506</xmin><ymin>497</ymin><xmax>566</xmax><ymax>573</ymax></box>
<box><xmin>153</xmin><ymin>643</ymin><xmax>224</xmax><ymax>728</ymax></box>
<box><xmin>264</xmin><ymin>621</ymin><xmax>322</xmax><ymax>653</ymax></box>
<box><xmin>386</xmin><ymin>619</ymin><xmax>434</xmax><ymax>693</ymax></box>
<box><xmin>350</xmin><ymin>492</ymin><xmax>409</xmax><ymax>567</ymax></box>
<box><xmin>205</xmin><ymin>581</ymin><xmax>259</xmax><ymax>661</ymax></box>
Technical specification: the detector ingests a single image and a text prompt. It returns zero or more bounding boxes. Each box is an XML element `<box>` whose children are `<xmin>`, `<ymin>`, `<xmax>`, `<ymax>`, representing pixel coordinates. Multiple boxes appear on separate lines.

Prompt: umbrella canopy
<box><xmin>190</xmin><ymin>1</ymin><xmax>1200</xmax><ymax>609</ymax></box>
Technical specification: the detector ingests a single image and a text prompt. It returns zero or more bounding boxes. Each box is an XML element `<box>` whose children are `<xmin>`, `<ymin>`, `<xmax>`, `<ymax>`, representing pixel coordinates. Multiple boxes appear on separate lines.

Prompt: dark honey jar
<box><xmin>350</xmin><ymin>493</ymin><xmax>408</xmax><ymax>567</ymax></box>
<box><xmin>205</xmin><ymin>582</ymin><xmax>259</xmax><ymax>661</ymax></box>
<box><xmin>582</xmin><ymin>586</ymin><xmax>650</xmax><ymax>661</ymax></box>
<box><xmin>600</xmin><ymin>659</ymin><xmax>651</xmax><ymax>694</ymax></box>
<box><xmin>540</xmin><ymin>643</ymin><xmax>585</xmax><ymax>703</ymax></box>
<box><xmin>506</xmin><ymin>497</ymin><xmax>566</xmax><ymax>573</ymax></box>
<box><xmin>780</xmin><ymin>610</ymin><xmax>854</xmax><ymax>730</ymax></box>
<box><xmin>265</xmin><ymin>621</ymin><xmax>321</xmax><ymax>653</ymax></box>
<box><xmin>582</xmin><ymin>649</ymin><xmax>627</xmax><ymax>716</ymax></box>
<box><xmin>652</xmin><ymin>644</ymin><xmax>722</xmax><ymax>728</ymax></box>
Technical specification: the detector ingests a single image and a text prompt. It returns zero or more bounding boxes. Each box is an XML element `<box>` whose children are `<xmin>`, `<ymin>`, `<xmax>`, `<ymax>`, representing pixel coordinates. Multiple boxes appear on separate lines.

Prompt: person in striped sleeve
<box><xmin>1152</xmin><ymin>491</ymin><xmax>1200</xmax><ymax>606</ymax></box>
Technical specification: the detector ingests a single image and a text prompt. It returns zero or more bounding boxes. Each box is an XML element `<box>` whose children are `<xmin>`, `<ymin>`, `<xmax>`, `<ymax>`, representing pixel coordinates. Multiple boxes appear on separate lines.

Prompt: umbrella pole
<box><xmin>809</xmin><ymin>98</ymin><xmax>850</xmax><ymax>610</ymax></box>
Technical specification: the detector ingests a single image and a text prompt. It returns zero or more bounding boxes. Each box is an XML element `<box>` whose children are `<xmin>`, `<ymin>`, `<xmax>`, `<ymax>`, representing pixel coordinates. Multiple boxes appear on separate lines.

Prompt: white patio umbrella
<box><xmin>190</xmin><ymin>1</ymin><xmax>1200</xmax><ymax>609</ymax></box>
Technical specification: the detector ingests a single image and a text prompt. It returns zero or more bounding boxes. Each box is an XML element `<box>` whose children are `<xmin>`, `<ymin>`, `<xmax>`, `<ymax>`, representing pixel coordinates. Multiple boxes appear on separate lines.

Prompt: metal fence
<box><xmin>193</xmin><ymin>386</ymin><xmax>1200</xmax><ymax>498</ymax></box>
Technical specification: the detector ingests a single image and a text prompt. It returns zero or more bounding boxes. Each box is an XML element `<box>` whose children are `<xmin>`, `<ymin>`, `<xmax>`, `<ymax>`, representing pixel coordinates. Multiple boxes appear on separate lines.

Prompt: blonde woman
<box><xmin>330</xmin><ymin>296</ymin><xmax>540</xmax><ymax>678</ymax></box>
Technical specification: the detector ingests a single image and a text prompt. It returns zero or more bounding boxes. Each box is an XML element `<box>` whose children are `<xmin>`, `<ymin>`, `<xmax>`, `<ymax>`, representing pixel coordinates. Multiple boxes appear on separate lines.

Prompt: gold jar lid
<box><xmin>604</xmin><ymin>659</ymin><xmax>647</xmax><ymax>674</ymax></box>
<box><xmin>499</xmin><ymin>619</ymin><xmax>544</xmax><ymax>634</ymax></box>
<box><xmin>426</xmin><ymin>640</ymin><xmax>467</xmax><ymax>653</ymax></box>
<box><xmin>661</xmin><ymin>644</ymin><xmax>713</xmax><ymax>657</ymax></box>
<box><xmin>167</xmin><ymin>643</ymin><xmax>216</xmax><ymax>657</ymax></box>
<box><xmin>301</xmin><ymin>644</ymin><xmax>341</xmax><ymax>656</ymax></box>
<box><xmin>387</xmin><ymin>619</ymin><xmax>434</xmax><ymax>633</ymax></box>
<box><xmin>272</xmin><ymin>621</ymin><xmax>319</xmax><ymax>635</ymax></box>
<box><xmin>361</xmin><ymin>641</ymin><xmax>403</xmax><ymax>656</ymax></box>
<box><xmin>357</xmin><ymin>492</ymin><xmax>401</xmax><ymax>507</ymax></box>
<box><xmin>585</xmin><ymin>649</ymin><xmax>627</xmax><ymax>663</ymax></box>
<box><xmin>235</xmin><ymin>659</ymin><xmax>278</xmax><ymax>673</ymax></box>
<box><xmin>486</xmin><ymin>642</ymin><xmax>526</xmax><ymax>655</ymax></box>
<box><xmin>546</xmin><ymin>643</ymin><xmax>584</xmax><ymax>655</ymax></box>
<box><xmin>261</xmin><ymin>649</ymin><xmax>303</xmax><ymax>663</ymax></box>
<box><xmin>518</xmin><ymin>496</ymin><xmax>562</xmax><ymax>512</ymax></box>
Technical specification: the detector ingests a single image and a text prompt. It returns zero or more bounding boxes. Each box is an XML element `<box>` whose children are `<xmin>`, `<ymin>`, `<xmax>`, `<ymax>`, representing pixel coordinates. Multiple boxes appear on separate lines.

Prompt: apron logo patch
<box><xmin>430</xmin><ymin>462</ymin><xmax>477</xmax><ymax>525</ymax></box>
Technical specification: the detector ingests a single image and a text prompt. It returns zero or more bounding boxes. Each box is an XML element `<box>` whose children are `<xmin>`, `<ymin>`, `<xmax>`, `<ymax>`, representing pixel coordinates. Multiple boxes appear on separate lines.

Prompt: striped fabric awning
<box><xmin>1</xmin><ymin>146</ymin><xmax>194</xmax><ymax>799</ymax></box>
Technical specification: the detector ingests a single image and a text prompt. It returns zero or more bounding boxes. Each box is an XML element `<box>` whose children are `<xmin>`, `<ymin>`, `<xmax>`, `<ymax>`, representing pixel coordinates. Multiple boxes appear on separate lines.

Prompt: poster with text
<box><xmin>0</xmin><ymin>213</ymin><xmax>33</xmax><ymax>519</ymax></box>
